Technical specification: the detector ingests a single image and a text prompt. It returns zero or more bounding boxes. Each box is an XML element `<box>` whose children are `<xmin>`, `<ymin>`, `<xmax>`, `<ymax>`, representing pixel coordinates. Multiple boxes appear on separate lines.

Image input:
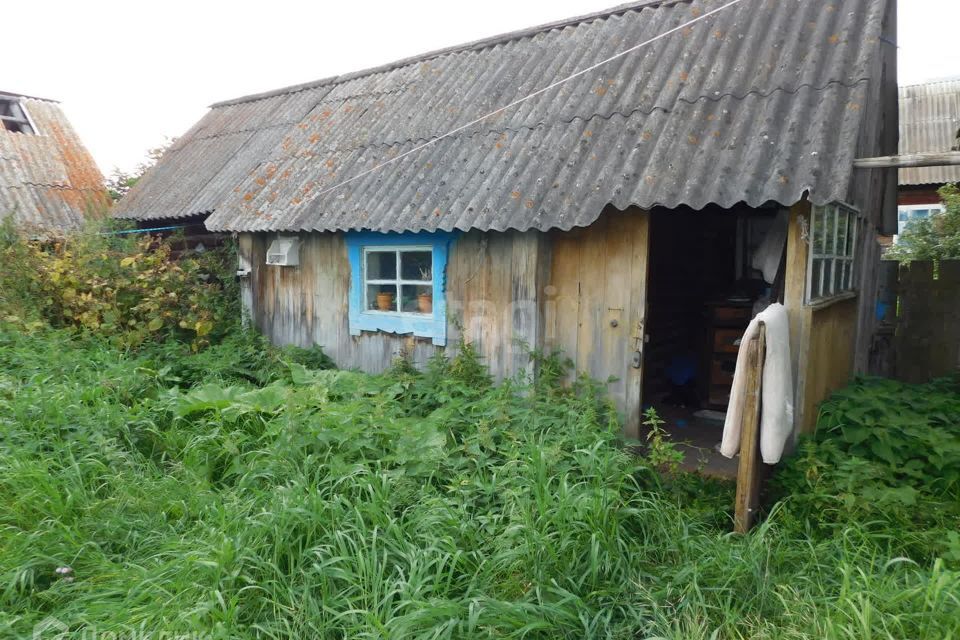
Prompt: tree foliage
<box><xmin>105</xmin><ymin>138</ymin><xmax>175</xmax><ymax>202</ymax></box>
<box><xmin>887</xmin><ymin>183</ymin><xmax>960</xmax><ymax>262</ymax></box>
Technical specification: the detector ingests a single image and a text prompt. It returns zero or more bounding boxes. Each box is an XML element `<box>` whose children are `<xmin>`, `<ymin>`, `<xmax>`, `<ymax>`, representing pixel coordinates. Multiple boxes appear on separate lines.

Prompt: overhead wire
<box><xmin>299</xmin><ymin>0</ymin><xmax>750</xmax><ymax>207</ymax></box>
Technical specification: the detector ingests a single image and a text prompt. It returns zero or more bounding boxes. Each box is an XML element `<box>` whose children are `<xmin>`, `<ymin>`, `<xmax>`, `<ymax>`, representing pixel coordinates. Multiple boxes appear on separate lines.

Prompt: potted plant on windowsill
<box><xmin>376</xmin><ymin>291</ymin><xmax>395</xmax><ymax>311</ymax></box>
<box><xmin>418</xmin><ymin>267</ymin><xmax>433</xmax><ymax>313</ymax></box>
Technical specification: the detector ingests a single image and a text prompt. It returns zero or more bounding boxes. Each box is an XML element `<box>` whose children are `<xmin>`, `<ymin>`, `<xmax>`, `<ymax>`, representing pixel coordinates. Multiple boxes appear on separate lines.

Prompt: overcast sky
<box><xmin>5</xmin><ymin>0</ymin><xmax>958</xmax><ymax>175</ymax></box>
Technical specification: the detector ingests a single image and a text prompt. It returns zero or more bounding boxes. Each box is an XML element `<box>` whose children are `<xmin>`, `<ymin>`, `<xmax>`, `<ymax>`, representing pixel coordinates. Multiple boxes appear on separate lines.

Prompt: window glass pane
<box><xmin>913</xmin><ymin>209</ymin><xmax>929</xmax><ymax>219</ymax></box>
<box><xmin>811</xmin><ymin>258</ymin><xmax>823</xmax><ymax>299</ymax></box>
<box><xmin>842</xmin><ymin>260</ymin><xmax>852</xmax><ymax>290</ymax></box>
<box><xmin>401</xmin><ymin>284</ymin><xmax>433</xmax><ymax>314</ymax></box>
<box><xmin>824</xmin><ymin>206</ymin><xmax>837</xmax><ymax>255</ymax></box>
<box><xmin>400</xmin><ymin>250</ymin><xmax>432</xmax><ymax>281</ymax></box>
<box><xmin>845</xmin><ymin>214</ymin><xmax>855</xmax><ymax>256</ymax></box>
<box><xmin>367</xmin><ymin>284</ymin><xmax>397</xmax><ymax>312</ymax></box>
<box><xmin>822</xmin><ymin>259</ymin><xmax>833</xmax><ymax>296</ymax></box>
<box><xmin>836</xmin><ymin>212</ymin><xmax>848</xmax><ymax>258</ymax></box>
<box><xmin>813</xmin><ymin>207</ymin><xmax>826</xmax><ymax>254</ymax></box>
<box><xmin>366</xmin><ymin>250</ymin><xmax>396</xmax><ymax>280</ymax></box>
<box><xmin>898</xmin><ymin>210</ymin><xmax>908</xmax><ymax>222</ymax></box>
<box><xmin>833</xmin><ymin>259</ymin><xmax>844</xmax><ymax>293</ymax></box>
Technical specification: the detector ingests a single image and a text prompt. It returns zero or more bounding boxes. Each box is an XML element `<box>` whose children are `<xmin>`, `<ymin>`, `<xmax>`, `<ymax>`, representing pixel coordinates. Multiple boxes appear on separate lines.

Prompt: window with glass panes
<box><xmin>346</xmin><ymin>232</ymin><xmax>453</xmax><ymax>345</ymax></box>
<box><xmin>807</xmin><ymin>203</ymin><xmax>858</xmax><ymax>302</ymax></box>
<box><xmin>363</xmin><ymin>247</ymin><xmax>433</xmax><ymax>314</ymax></box>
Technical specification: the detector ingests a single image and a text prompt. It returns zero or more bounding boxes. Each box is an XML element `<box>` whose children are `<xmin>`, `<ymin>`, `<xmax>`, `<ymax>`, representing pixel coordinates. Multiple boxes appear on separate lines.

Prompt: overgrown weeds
<box><xmin>0</xmin><ymin>225</ymin><xmax>958</xmax><ymax>638</ymax></box>
<box><xmin>1</xmin><ymin>324</ymin><xmax>958</xmax><ymax>639</ymax></box>
<box><xmin>774</xmin><ymin>375</ymin><xmax>960</xmax><ymax>564</ymax></box>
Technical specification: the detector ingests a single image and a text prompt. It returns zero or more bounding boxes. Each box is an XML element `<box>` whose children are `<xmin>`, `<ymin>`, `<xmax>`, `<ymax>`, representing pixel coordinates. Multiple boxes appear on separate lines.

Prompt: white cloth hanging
<box><xmin>720</xmin><ymin>303</ymin><xmax>794</xmax><ymax>464</ymax></box>
<box><xmin>751</xmin><ymin>210</ymin><xmax>789</xmax><ymax>283</ymax></box>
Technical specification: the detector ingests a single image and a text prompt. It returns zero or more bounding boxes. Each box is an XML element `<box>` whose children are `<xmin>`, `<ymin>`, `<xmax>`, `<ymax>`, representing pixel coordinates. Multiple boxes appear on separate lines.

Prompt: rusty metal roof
<box><xmin>1</xmin><ymin>93</ymin><xmax>110</xmax><ymax>235</ymax></box>
<box><xmin>118</xmin><ymin>0</ymin><xmax>892</xmax><ymax>232</ymax></box>
<box><xmin>899</xmin><ymin>78</ymin><xmax>960</xmax><ymax>187</ymax></box>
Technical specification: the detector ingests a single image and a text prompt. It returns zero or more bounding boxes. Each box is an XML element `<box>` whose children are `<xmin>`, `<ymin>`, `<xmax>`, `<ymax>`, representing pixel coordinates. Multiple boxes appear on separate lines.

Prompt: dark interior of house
<box><xmin>642</xmin><ymin>205</ymin><xmax>785</xmax><ymax>475</ymax></box>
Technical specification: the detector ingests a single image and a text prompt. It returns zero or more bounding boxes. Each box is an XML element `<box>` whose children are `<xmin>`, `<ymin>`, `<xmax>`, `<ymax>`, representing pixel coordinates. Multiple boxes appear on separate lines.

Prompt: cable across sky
<box><xmin>302</xmin><ymin>0</ymin><xmax>751</xmax><ymax>206</ymax></box>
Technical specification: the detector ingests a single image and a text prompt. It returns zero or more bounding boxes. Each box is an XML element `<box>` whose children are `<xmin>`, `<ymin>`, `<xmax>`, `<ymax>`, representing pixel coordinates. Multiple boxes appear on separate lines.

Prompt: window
<box><xmin>807</xmin><ymin>203</ymin><xmax>859</xmax><ymax>302</ymax></box>
<box><xmin>363</xmin><ymin>247</ymin><xmax>433</xmax><ymax>313</ymax></box>
<box><xmin>0</xmin><ymin>97</ymin><xmax>36</xmax><ymax>134</ymax></box>
<box><xmin>346</xmin><ymin>232</ymin><xmax>454</xmax><ymax>345</ymax></box>
<box><xmin>897</xmin><ymin>204</ymin><xmax>943</xmax><ymax>237</ymax></box>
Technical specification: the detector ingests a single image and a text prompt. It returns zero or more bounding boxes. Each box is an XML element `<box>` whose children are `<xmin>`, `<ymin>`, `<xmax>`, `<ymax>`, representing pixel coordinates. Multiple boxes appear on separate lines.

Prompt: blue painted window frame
<box><xmin>346</xmin><ymin>231</ymin><xmax>455</xmax><ymax>346</ymax></box>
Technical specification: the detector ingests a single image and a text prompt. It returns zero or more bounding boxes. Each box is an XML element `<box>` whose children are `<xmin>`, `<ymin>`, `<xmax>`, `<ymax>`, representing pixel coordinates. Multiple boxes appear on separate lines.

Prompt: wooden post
<box><xmin>734</xmin><ymin>323</ymin><xmax>766</xmax><ymax>534</ymax></box>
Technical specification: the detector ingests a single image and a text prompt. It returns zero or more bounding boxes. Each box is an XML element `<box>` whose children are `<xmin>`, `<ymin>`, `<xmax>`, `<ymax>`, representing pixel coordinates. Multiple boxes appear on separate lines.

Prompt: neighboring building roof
<box><xmin>899</xmin><ymin>78</ymin><xmax>960</xmax><ymax>187</ymax></box>
<box><xmin>1</xmin><ymin>91</ymin><xmax>110</xmax><ymax>235</ymax></box>
<box><xmin>116</xmin><ymin>0</ymin><xmax>892</xmax><ymax>233</ymax></box>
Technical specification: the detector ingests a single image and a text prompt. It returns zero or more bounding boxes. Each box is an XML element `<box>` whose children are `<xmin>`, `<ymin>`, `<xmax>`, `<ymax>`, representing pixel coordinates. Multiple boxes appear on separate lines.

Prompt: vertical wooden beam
<box><xmin>784</xmin><ymin>201</ymin><xmax>813</xmax><ymax>434</ymax></box>
<box><xmin>734</xmin><ymin>324</ymin><xmax>766</xmax><ymax>534</ymax></box>
<box><xmin>237</xmin><ymin>233</ymin><xmax>254</xmax><ymax>328</ymax></box>
<box><xmin>624</xmin><ymin>207</ymin><xmax>651</xmax><ymax>440</ymax></box>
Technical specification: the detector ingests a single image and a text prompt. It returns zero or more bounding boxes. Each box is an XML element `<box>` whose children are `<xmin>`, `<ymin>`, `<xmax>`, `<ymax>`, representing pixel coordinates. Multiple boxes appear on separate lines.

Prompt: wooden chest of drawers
<box><xmin>702</xmin><ymin>302</ymin><xmax>753</xmax><ymax>408</ymax></box>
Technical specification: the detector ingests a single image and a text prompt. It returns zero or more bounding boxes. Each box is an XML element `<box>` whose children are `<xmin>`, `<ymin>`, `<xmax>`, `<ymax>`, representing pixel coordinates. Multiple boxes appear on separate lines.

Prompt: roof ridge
<box><xmin>209</xmin><ymin>0</ymin><xmax>689</xmax><ymax>108</ymax></box>
<box><xmin>0</xmin><ymin>90</ymin><xmax>60</xmax><ymax>103</ymax></box>
<box><xmin>899</xmin><ymin>76</ymin><xmax>960</xmax><ymax>89</ymax></box>
<box><xmin>246</xmin><ymin>78</ymin><xmax>871</xmax><ymax>165</ymax></box>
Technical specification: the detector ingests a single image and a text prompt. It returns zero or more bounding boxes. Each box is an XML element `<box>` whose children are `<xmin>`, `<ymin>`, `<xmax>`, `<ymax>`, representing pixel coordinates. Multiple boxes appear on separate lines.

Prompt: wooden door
<box><xmin>545</xmin><ymin>207</ymin><xmax>650</xmax><ymax>438</ymax></box>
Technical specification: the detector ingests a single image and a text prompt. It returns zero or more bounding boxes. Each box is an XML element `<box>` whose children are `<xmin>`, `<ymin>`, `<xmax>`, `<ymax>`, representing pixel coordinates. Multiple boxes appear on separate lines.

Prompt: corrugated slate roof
<box><xmin>1</xmin><ymin>93</ymin><xmax>110</xmax><ymax>235</ymax></box>
<box><xmin>113</xmin><ymin>86</ymin><xmax>335</xmax><ymax>221</ymax></box>
<box><xmin>899</xmin><ymin>78</ymin><xmax>960</xmax><ymax>187</ymax></box>
<box><xmin>118</xmin><ymin>0</ymin><xmax>892</xmax><ymax>233</ymax></box>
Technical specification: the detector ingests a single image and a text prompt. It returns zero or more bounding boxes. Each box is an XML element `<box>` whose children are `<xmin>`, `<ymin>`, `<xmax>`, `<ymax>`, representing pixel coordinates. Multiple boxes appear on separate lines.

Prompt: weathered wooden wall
<box><xmin>895</xmin><ymin>260</ymin><xmax>960</xmax><ymax>383</ymax></box>
<box><xmin>544</xmin><ymin>208</ymin><xmax>649</xmax><ymax>437</ymax></box>
<box><xmin>238</xmin><ymin>206</ymin><xmax>651</xmax><ymax>433</ymax></box>
<box><xmin>239</xmin><ymin>200</ymin><xmax>871</xmax><ymax>439</ymax></box>
<box><xmin>848</xmin><ymin>0</ymin><xmax>898</xmax><ymax>376</ymax></box>
<box><xmin>784</xmin><ymin>202</ymin><xmax>859</xmax><ymax>434</ymax></box>
<box><xmin>240</xmin><ymin>229</ymin><xmax>547</xmax><ymax>378</ymax></box>
<box><xmin>800</xmin><ymin>297</ymin><xmax>858</xmax><ymax>433</ymax></box>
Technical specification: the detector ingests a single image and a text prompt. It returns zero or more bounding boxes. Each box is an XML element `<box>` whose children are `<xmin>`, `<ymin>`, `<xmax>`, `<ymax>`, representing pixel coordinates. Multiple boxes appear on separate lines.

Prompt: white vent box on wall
<box><xmin>266</xmin><ymin>236</ymin><xmax>300</xmax><ymax>266</ymax></box>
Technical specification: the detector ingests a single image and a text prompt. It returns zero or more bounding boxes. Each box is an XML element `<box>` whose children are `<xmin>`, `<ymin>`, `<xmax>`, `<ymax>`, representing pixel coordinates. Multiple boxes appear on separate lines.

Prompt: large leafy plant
<box><xmin>775</xmin><ymin>376</ymin><xmax>960</xmax><ymax>561</ymax></box>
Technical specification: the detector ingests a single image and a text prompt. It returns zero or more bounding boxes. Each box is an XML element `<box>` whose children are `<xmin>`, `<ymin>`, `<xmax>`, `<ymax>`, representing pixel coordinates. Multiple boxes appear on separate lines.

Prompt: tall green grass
<box><xmin>1</xmin><ymin>327</ymin><xmax>958</xmax><ymax>639</ymax></box>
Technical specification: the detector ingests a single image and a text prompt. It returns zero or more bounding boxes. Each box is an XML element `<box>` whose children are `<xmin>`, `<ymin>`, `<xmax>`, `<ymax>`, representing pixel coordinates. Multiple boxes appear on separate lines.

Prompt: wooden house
<box><xmin>1</xmin><ymin>90</ymin><xmax>110</xmax><ymax>236</ymax></box>
<box><xmin>114</xmin><ymin>0</ymin><xmax>899</xmax><ymax>437</ymax></box>
<box><xmin>896</xmin><ymin>78</ymin><xmax>960</xmax><ymax>235</ymax></box>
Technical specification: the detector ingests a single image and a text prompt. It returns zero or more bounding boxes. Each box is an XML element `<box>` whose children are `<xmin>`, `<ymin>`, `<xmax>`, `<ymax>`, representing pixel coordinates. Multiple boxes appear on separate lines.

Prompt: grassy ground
<box><xmin>1</xmin><ymin>326</ymin><xmax>958</xmax><ymax>639</ymax></box>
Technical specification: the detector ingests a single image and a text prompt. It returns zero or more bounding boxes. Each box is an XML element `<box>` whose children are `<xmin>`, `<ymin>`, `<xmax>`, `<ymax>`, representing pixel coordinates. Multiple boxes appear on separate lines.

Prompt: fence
<box><xmin>888</xmin><ymin>260</ymin><xmax>960</xmax><ymax>383</ymax></box>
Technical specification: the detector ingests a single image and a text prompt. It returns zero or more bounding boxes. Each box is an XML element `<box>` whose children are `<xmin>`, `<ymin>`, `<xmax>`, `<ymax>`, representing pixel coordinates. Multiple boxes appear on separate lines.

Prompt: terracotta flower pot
<box><xmin>376</xmin><ymin>291</ymin><xmax>395</xmax><ymax>311</ymax></box>
<box><xmin>418</xmin><ymin>292</ymin><xmax>433</xmax><ymax>313</ymax></box>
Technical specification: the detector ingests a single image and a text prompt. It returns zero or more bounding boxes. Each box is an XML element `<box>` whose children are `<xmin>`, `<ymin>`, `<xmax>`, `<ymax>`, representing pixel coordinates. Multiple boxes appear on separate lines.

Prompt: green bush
<box><xmin>0</xmin><ymin>220</ymin><xmax>239</xmax><ymax>349</ymax></box>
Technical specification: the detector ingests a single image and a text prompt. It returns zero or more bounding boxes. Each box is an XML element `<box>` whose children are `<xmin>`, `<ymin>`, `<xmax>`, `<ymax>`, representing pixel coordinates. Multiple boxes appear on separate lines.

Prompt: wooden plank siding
<box><xmin>783</xmin><ymin>202</ymin><xmax>859</xmax><ymax>434</ymax></box>
<box><xmin>800</xmin><ymin>297</ymin><xmax>858</xmax><ymax>432</ymax></box>
<box><xmin>239</xmin><ymin>206</ymin><xmax>651</xmax><ymax>433</ymax></box>
<box><xmin>238</xmin><ymin>197</ymin><xmax>871</xmax><ymax>439</ymax></box>
<box><xmin>544</xmin><ymin>207</ymin><xmax>650</xmax><ymax>437</ymax></box>
<box><xmin>241</xmin><ymin>229</ymin><xmax>553</xmax><ymax>378</ymax></box>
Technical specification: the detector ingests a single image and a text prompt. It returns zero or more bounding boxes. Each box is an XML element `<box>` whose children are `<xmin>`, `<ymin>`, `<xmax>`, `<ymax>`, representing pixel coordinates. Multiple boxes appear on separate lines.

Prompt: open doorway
<box><xmin>641</xmin><ymin>205</ymin><xmax>787</xmax><ymax>477</ymax></box>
